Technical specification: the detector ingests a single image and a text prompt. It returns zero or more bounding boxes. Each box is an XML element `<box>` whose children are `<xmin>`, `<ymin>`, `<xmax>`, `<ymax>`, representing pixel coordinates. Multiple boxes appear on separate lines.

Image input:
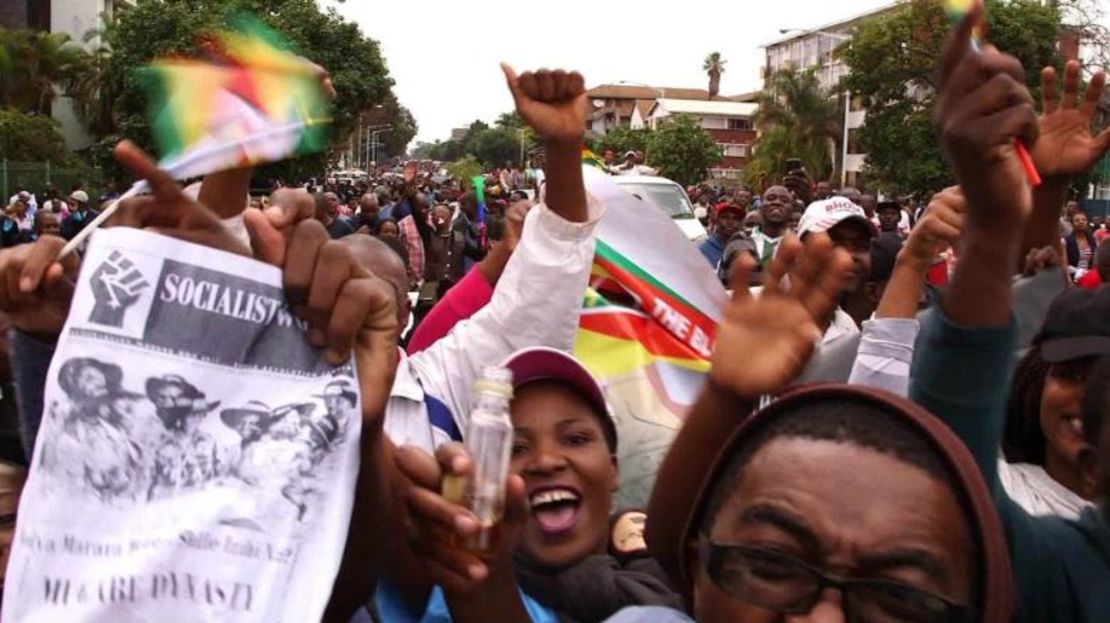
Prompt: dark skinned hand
<box><xmin>394</xmin><ymin>442</ymin><xmax>528</xmax><ymax>596</ymax></box>
<box><xmin>935</xmin><ymin>6</ymin><xmax>1038</xmax><ymax>231</ymax></box>
<box><xmin>709</xmin><ymin>233</ymin><xmax>853</xmax><ymax>397</ymax></box>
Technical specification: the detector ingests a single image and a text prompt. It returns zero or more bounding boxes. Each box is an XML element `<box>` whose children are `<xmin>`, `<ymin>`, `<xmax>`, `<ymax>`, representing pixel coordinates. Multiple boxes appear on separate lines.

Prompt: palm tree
<box><xmin>703</xmin><ymin>52</ymin><xmax>726</xmax><ymax>99</ymax></box>
<box><xmin>746</xmin><ymin>68</ymin><xmax>843</xmax><ymax>185</ymax></box>
<box><xmin>0</xmin><ymin>27</ymin><xmax>92</xmax><ymax>114</ymax></box>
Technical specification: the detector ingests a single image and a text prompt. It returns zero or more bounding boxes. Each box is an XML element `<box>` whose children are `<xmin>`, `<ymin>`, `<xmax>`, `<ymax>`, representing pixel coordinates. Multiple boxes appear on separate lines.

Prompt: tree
<box><xmin>0</xmin><ymin>28</ymin><xmax>92</xmax><ymax>114</ymax></box>
<box><xmin>593</xmin><ymin>126</ymin><xmax>651</xmax><ymax>156</ymax></box>
<box><xmin>445</xmin><ymin>155</ymin><xmax>482</xmax><ymax>188</ymax></box>
<box><xmin>356</xmin><ymin>91</ymin><xmax>418</xmax><ymax>160</ymax></box>
<box><xmin>841</xmin><ymin>0</ymin><xmax>1061</xmax><ymax>193</ymax></box>
<box><xmin>746</xmin><ymin>68</ymin><xmax>842</xmax><ymax>186</ymax></box>
<box><xmin>703</xmin><ymin>51</ymin><xmax>726</xmax><ymax>99</ymax></box>
<box><xmin>470</xmin><ymin>127</ymin><xmax>521</xmax><ymax>168</ymax></box>
<box><xmin>93</xmin><ymin>0</ymin><xmax>396</xmax><ymax>180</ymax></box>
<box><xmin>645</xmin><ymin>114</ymin><xmax>721</xmax><ymax>186</ymax></box>
<box><xmin>0</xmin><ymin>109</ymin><xmax>73</xmax><ymax>164</ymax></box>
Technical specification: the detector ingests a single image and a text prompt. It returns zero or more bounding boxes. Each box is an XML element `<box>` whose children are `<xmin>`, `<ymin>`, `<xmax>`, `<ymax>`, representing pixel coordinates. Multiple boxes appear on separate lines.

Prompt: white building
<box><xmin>762</xmin><ymin>3</ymin><xmax>900</xmax><ymax>188</ymax></box>
<box><xmin>50</xmin><ymin>0</ymin><xmax>131</xmax><ymax>150</ymax></box>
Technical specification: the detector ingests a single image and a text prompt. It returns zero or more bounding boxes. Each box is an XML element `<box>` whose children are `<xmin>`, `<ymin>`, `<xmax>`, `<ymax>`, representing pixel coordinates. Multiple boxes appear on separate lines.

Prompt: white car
<box><xmin>612</xmin><ymin>175</ymin><xmax>708</xmax><ymax>243</ymax></box>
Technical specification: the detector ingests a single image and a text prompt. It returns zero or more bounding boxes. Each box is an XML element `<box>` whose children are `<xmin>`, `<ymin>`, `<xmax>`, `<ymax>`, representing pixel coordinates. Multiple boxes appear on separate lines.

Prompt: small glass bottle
<box><xmin>441</xmin><ymin>366</ymin><xmax>514</xmax><ymax>553</ymax></box>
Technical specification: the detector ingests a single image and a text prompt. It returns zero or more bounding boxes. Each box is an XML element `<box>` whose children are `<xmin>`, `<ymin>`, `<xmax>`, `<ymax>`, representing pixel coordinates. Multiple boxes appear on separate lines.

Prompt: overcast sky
<box><xmin>322</xmin><ymin>0</ymin><xmax>896</xmax><ymax>144</ymax></box>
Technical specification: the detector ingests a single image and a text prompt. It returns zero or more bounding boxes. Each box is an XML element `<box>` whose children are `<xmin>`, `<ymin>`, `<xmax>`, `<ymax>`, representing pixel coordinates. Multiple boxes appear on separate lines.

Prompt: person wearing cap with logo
<box><xmin>794</xmin><ymin>195</ymin><xmax>877</xmax><ymax>348</ymax></box>
<box><xmin>696</xmin><ymin>203</ymin><xmax>743</xmax><ymax>270</ymax></box>
<box><xmin>60</xmin><ymin>190</ymin><xmax>98</xmax><ymax>242</ymax></box>
<box><xmin>378</xmin><ymin>347</ymin><xmax>682</xmax><ymax>622</ymax></box>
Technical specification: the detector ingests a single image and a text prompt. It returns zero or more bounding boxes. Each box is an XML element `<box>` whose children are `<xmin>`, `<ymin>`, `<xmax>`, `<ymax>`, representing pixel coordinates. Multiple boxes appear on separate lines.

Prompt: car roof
<box><xmin>611</xmin><ymin>175</ymin><xmax>681</xmax><ymax>187</ymax></box>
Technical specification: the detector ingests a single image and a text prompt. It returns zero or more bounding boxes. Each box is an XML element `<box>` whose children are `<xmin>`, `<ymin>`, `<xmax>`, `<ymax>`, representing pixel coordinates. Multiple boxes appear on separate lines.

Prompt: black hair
<box><xmin>1003</xmin><ymin>346</ymin><xmax>1049</xmax><ymax>465</ymax></box>
<box><xmin>1082</xmin><ymin>355</ymin><xmax>1110</xmax><ymax>446</ymax></box>
<box><xmin>378</xmin><ymin>234</ymin><xmax>409</xmax><ymax>269</ymax></box>
<box><xmin>702</xmin><ymin>396</ymin><xmax>958</xmax><ymax>534</ymax></box>
<box><xmin>515</xmin><ymin>379</ymin><xmax>617</xmax><ymax>454</ymax></box>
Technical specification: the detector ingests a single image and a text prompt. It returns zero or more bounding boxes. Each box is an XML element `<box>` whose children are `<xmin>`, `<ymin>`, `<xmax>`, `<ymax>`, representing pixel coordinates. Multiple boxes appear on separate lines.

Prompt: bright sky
<box><xmin>322</xmin><ymin>0</ymin><xmax>894</xmax><ymax>146</ymax></box>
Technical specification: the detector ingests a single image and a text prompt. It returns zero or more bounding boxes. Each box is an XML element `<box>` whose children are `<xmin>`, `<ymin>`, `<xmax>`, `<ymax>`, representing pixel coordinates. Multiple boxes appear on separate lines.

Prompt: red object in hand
<box><xmin>1014</xmin><ymin>141</ymin><xmax>1041</xmax><ymax>186</ymax></box>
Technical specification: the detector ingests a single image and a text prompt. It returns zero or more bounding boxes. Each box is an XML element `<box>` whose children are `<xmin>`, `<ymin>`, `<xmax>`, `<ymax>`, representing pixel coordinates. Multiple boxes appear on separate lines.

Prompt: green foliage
<box><xmin>746</xmin><ymin>68</ymin><xmax>842</xmax><ymax>185</ymax></box>
<box><xmin>593</xmin><ymin>126</ymin><xmax>651</xmax><ymax>156</ymax></box>
<box><xmin>0</xmin><ymin>108</ymin><xmax>73</xmax><ymax>164</ymax></box>
<box><xmin>0</xmin><ymin>27</ymin><xmax>93</xmax><ymax>114</ymax></box>
<box><xmin>446</xmin><ymin>155</ymin><xmax>482</xmax><ymax>188</ymax></box>
<box><xmin>425</xmin><ymin>114</ymin><xmax>535</xmax><ymax>167</ymax></box>
<box><xmin>841</xmin><ymin>0</ymin><xmax>1061</xmax><ymax>193</ymax></box>
<box><xmin>95</xmin><ymin>0</ymin><xmax>395</xmax><ymax>180</ymax></box>
<box><xmin>645</xmin><ymin>114</ymin><xmax>721</xmax><ymax>186</ymax></box>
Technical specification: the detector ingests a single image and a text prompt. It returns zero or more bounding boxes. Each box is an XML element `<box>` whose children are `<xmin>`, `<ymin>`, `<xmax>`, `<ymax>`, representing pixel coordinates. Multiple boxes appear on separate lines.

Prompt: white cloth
<box><xmin>848</xmin><ymin>317</ymin><xmax>919</xmax><ymax>397</ymax></box>
<box><xmin>999</xmin><ymin>460</ymin><xmax>1092</xmax><ymax>520</ymax></box>
<box><xmin>822</xmin><ymin>308</ymin><xmax>860</xmax><ymax>349</ymax></box>
<box><xmin>383</xmin><ymin>196</ymin><xmax>603</xmax><ymax>454</ymax></box>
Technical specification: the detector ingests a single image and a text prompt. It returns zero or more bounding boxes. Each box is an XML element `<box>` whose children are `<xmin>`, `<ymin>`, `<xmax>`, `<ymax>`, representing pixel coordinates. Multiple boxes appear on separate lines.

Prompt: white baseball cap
<box><xmin>796</xmin><ymin>197</ymin><xmax>875</xmax><ymax>238</ymax></box>
<box><xmin>69</xmin><ymin>190</ymin><xmax>89</xmax><ymax>203</ymax></box>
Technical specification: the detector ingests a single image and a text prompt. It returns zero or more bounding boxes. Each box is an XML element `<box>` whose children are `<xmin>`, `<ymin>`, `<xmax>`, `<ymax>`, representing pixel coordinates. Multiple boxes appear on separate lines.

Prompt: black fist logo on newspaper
<box><xmin>89</xmin><ymin>251</ymin><xmax>150</xmax><ymax>328</ymax></box>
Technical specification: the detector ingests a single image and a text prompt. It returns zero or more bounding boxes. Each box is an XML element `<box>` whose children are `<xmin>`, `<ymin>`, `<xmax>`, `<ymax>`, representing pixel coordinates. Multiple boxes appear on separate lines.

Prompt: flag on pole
<box><xmin>141</xmin><ymin>15</ymin><xmax>331</xmax><ymax>180</ymax></box>
<box><xmin>575</xmin><ymin>165</ymin><xmax>727</xmax><ymax>508</ymax></box>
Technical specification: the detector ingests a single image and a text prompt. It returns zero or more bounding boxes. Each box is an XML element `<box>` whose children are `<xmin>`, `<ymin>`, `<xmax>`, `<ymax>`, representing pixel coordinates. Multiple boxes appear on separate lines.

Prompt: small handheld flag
<box><xmin>472</xmin><ymin>175</ymin><xmax>488</xmax><ymax>248</ymax></box>
<box><xmin>61</xmin><ymin>15</ymin><xmax>332</xmax><ymax>258</ymax></box>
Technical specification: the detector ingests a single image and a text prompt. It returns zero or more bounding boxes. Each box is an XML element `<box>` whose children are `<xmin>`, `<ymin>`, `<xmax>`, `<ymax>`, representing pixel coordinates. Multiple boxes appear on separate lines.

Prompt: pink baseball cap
<box><xmin>500</xmin><ymin>347</ymin><xmax>616</xmax><ymax>451</ymax></box>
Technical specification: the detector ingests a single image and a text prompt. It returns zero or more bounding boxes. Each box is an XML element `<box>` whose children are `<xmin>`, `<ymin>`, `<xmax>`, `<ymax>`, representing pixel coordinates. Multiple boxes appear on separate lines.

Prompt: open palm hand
<box><xmin>710</xmin><ymin>234</ymin><xmax>853</xmax><ymax>397</ymax></box>
<box><xmin>1033</xmin><ymin>61</ymin><xmax>1110</xmax><ymax>180</ymax></box>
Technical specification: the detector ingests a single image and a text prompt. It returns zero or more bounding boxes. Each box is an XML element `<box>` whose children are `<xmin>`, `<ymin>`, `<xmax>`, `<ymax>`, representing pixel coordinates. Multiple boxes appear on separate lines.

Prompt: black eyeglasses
<box><xmin>700</xmin><ymin>538</ymin><xmax>975</xmax><ymax>623</ymax></box>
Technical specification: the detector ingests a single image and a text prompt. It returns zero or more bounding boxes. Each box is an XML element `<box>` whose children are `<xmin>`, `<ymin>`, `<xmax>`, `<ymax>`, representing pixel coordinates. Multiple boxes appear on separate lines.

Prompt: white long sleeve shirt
<box><xmin>383</xmin><ymin>196</ymin><xmax>603</xmax><ymax>453</ymax></box>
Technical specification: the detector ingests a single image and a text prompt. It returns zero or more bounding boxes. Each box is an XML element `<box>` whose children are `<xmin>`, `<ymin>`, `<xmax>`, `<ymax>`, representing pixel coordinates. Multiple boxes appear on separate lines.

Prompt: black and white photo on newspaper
<box><xmin>3</xmin><ymin>227</ymin><xmax>361</xmax><ymax>622</ymax></box>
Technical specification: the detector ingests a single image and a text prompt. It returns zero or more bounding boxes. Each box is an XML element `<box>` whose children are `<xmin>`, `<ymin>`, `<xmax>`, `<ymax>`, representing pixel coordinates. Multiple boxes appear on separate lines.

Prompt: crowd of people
<box><xmin>0</xmin><ymin>9</ymin><xmax>1109</xmax><ymax>623</ymax></box>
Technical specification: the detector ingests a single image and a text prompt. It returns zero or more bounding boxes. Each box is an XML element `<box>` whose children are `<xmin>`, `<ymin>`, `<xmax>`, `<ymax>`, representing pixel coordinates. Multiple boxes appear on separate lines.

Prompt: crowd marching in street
<box><xmin>2</xmin><ymin>5</ymin><xmax>1110</xmax><ymax>623</ymax></box>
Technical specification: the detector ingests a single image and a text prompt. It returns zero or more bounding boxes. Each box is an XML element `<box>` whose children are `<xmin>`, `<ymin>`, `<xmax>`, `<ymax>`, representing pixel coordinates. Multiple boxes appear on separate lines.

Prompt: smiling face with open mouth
<box><xmin>510</xmin><ymin>381</ymin><xmax>619</xmax><ymax>569</ymax></box>
<box><xmin>1040</xmin><ymin>358</ymin><xmax>1096</xmax><ymax>478</ymax></box>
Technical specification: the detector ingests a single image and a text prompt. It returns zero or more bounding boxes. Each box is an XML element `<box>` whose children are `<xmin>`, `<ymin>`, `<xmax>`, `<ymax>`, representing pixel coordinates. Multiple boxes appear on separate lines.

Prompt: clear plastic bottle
<box><xmin>441</xmin><ymin>366</ymin><xmax>514</xmax><ymax>553</ymax></box>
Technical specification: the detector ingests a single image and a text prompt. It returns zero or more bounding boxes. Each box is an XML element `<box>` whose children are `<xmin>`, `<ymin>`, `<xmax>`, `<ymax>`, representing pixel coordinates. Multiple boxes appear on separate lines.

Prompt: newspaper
<box><xmin>2</xmin><ymin>228</ymin><xmax>361</xmax><ymax>622</ymax></box>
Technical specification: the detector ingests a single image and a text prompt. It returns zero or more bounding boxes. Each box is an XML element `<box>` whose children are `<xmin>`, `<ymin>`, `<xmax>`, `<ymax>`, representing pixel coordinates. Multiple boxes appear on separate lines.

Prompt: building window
<box><xmin>722</xmin><ymin>144</ymin><xmax>749</xmax><ymax>158</ymax></box>
<box><xmin>727</xmin><ymin>118</ymin><xmax>752</xmax><ymax>131</ymax></box>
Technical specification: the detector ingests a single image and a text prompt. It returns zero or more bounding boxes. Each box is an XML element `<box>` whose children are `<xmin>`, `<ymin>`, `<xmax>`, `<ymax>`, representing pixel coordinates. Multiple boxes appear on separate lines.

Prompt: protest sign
<box><xmin>3</xmin><ymin>228</ymin><xmax>359</xmax><ymax>622</ymax></box>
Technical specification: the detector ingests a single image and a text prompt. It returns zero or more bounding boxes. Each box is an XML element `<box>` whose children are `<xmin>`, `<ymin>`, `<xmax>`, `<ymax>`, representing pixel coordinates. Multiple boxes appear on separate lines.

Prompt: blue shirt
<box><xmin>374</xmin><ymin>581</ymin><xmax>558</xmax><ymax>622</ymax></box>
<box><xmin>697</xmin><ymin>235</ymin><xmax>727</xmax><ymax>269</ymax></box>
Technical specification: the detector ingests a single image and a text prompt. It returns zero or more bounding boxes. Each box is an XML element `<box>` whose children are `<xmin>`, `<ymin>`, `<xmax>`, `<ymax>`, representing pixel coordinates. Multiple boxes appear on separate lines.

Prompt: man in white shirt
<box><xmin>375</xmin><ymin>66</ymin><xmax>597</xmax><ymax>455</ymax></box>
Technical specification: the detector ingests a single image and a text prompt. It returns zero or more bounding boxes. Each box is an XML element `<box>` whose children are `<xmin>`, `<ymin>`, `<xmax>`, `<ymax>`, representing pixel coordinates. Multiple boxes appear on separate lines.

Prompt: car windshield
<box><xmin>619</xmin><ymin>183</ymin><xmax>696</xmax><ymax>219</ymax></box>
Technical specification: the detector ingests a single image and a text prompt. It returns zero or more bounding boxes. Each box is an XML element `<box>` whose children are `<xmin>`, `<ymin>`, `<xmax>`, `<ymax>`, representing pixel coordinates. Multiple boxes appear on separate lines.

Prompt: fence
<box><xmin>0</xmin><ymin>160</ymin><xmax>100</xmax><ymax>204</ymax></box>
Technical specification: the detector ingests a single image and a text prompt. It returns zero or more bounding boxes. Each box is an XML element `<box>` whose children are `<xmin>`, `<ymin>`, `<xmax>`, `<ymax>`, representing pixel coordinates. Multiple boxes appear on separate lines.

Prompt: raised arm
<box><xmin>410</xmin><ymin>67</ymin><xmax>599</xmax><ymax>436</ymax></box>
<box><xmin>847</xmin><ymin>187</ymin><xmax>965</xmax><ymax>396</ymax></box>
<box><xmin>649</xmin><ymin>234</ymin><xmax>853</xmax><ymax>564</ymax></box>
<box><xmin>909</xmin><ymin>8</ymin><xmax>1036</xmax><ymax>477</ymax></box>
<box><xmin>1021</xmin><ymin>61</ymin><xmax>1110</xmax><ymax>261</ymax></box>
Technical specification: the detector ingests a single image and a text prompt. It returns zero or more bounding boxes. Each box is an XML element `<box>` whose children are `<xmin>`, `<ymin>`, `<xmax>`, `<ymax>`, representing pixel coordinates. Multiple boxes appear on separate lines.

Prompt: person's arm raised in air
<box><xmin>409</xmin><ymin>66</ymin><xmax>599</xmax><ymax>437</ymax></box>
<box><xmin>847</xmin><ymin>188</ymin><xmax>965</xmax><ymax>397</ymax></box>
<box><xmin>1021</xmin><ymin>60</ymin><xmax>1110</xmax><ymax>265</ymax></box>
<box><xmin>909</xmin><ymin>7</ymin><xmax>1037</xmax><ymax>476</ymax></box>
<box><xmin>406</xmin><ymin>201</ymin><xmax>526</xmax><ymax>355</ymax></box>
<box><xmin>650</xmin><ymin>233</ymin><xmax>853</xmax><ymax>542</ymax></box>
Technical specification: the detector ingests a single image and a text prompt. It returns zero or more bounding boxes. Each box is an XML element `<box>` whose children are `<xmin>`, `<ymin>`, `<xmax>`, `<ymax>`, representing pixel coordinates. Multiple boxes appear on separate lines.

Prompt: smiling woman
<box><xmin>1001</xmin><ymin>288</ymin><xmax>1110</xmax><ymax>519</ymax></box>
<box><xmin>380</xmin><ymin>347</ymin><xmax>682</xmax><ymax>622</ymax></box>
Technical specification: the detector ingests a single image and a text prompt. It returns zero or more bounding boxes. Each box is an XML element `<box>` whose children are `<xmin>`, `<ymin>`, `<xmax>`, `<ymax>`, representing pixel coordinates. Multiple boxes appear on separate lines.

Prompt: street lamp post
<box><xmin>371</xmin><ymin>128</ymin><xmax>392</xmax><ymax>168</ymax></box>
<box><xmin>778</xmin><ymin>28</ymin><xmax>853</xmax><ymax>187</ymax></box>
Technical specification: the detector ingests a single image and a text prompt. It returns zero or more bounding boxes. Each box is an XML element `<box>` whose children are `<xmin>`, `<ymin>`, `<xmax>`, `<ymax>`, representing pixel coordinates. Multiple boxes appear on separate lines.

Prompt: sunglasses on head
<box><xmin>699</xmin><ymin>537</ymin><xmax>975</xmax><ymax>623</ymax></box>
